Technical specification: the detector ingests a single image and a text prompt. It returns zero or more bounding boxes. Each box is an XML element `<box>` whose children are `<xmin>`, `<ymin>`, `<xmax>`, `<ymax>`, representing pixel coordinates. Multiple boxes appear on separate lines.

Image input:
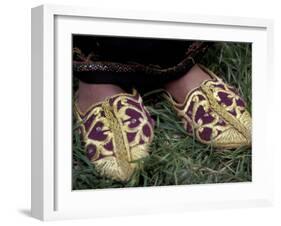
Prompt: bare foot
<box><xmin>77</xmin><ymin>82</ymin><xmax>125</xmax><ymax>113</ymax></box>
<box><xmin>164</xmin><ymin>64</ymin><xmax>211</xmax><ymax>104</ymax></box>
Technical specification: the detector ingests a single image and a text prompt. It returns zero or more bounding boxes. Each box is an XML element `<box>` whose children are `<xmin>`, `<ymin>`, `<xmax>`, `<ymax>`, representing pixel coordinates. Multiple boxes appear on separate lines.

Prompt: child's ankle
<box><xmin>164</xmin><ymin>64</ymin><xmax>211</xmax><ymax>104</ymax></box>
<box><xmin>78</xmin><ymin>82</ymin><xmax>125</xmax><ymax>113</ymax></box>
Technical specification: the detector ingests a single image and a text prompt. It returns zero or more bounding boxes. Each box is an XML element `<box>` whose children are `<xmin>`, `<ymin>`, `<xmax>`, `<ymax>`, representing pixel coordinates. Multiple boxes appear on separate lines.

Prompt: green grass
<box><xmin>72</xmin><ymin>42</ymin><xmax>252</xmax><ymax>190</ymax></box>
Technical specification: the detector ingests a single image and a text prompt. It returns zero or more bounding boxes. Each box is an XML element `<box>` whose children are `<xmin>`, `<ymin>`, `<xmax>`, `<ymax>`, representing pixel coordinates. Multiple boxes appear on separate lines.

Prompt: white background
<box><xmin>0</xmin><ymin>0</ymin><xmax>280</xmax><ymax>225</ymax></box>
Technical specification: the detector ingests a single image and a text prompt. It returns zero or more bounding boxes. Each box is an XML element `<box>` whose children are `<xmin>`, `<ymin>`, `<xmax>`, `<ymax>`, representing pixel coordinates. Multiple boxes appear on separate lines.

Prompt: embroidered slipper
<box><xmin>164</xmin><ymin>64</ymin><xmax>251</xmax><ymax>149</ymax></box>
<box><xmin>74</xmin><ymin>89</ymin><xmax>154</xmax><ymax>181</ymax></box>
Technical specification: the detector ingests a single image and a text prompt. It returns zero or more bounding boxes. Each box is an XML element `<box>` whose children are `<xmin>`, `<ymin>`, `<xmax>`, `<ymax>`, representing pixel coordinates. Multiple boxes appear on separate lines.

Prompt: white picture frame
<box><xmin>31</xmin><ymin>4</ymin><xmax>274</xmax><ymax>221</ymax></box>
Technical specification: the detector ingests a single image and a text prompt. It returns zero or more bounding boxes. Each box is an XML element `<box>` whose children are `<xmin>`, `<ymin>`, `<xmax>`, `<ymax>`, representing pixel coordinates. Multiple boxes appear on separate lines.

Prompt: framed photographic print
<box><xmin>31</xmin><ymin>4</ymin><xmax>274</xmax><ymax>221</ymax></box>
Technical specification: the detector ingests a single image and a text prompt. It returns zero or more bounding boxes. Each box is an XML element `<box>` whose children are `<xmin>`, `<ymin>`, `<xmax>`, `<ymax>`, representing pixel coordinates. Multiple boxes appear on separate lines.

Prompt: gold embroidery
<box><xmin>101</xmin><ymin>99</ymin><xmax>134</xmax><ymax>179</ymax></box>
<box><xmin>201</xmin><ymin>83</ymin><xmax>251</xmax><ymax>142</ymax></box>
<box><xmin>164</xmin><ymin>66</ymin><xmax>252</xmax><ymax>149</ymax></box>
<box><xmin>74</xmin><ymin>91</ymin><xmax>153</xmax><ymax>181</ymax></box>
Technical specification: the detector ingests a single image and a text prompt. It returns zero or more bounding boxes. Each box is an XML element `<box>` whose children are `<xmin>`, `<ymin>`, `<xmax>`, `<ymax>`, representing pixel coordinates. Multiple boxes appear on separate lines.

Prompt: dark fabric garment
<box><xmin>72</xmin><ymin>35</ymin><xmax>213</xmax><ymax>90</ymax></box>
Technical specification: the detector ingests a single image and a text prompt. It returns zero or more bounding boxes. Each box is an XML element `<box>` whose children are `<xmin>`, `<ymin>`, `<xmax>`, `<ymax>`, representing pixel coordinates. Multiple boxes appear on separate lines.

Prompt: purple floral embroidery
<box><xmin>178</xmin><ymin>78</ymin><xmax>248</xmax><ymax>144</ymax></box>
<box><xmin>199</xmin><ymin>127</ymin><xmax>212</xmax><ymax>141</ymax></box>
<box><xmin>88</xmin><ymin>121</ymin><xmax>108</xmax><ymax>141</ymax></box>
<box><xmin>218</xmin><ymin>92</ymin><xmax>233</xmax><ymax>106</ymax></box>
<box><xmin>86</xmin><ymin>144</ymin><xmax>97</xmax><ymax>160</ymax></box>
<box><xmin>77</xmin><ymin>91</ymin><xmax>154</xmax><ymax>162</ymax></box>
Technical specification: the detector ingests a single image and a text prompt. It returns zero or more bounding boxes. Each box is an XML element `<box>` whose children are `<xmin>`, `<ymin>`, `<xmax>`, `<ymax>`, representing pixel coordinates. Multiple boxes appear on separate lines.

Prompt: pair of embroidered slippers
<box><xmin>74</xmin><ymin>64</ymin><xmax>252</xmax><ymax>182</ymax></box>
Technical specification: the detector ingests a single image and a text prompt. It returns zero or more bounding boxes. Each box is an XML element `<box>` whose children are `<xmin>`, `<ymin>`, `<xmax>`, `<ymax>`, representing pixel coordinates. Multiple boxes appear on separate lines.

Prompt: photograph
<box><xmin>72</xmin><ymin>35</ymin><xmax>252</xmax><ymax>190</ymax></box>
